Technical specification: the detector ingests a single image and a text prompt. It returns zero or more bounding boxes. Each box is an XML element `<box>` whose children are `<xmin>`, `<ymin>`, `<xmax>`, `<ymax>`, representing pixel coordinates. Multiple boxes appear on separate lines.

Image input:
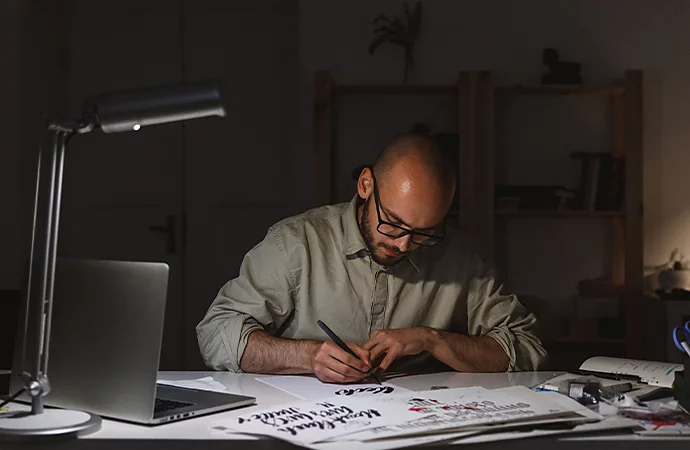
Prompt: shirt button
<box><xmin>372</xmin><ymin>303</ymin><xmax>384</xmax><ymax>315</ymax></box>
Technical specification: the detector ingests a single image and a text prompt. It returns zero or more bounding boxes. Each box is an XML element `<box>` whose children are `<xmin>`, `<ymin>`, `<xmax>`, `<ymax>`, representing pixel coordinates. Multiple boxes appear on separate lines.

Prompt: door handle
<box><xmin>148</xmin><ymin>214</ymin><xmax>176</xmax><ymax>253</ymax></box>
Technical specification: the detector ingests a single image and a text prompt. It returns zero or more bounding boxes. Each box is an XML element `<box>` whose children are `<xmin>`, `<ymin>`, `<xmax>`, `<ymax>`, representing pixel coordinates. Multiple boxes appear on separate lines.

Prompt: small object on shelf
<box><xmin>572</xmin><ymin>152</ymin><xmax>625</xmax><ymax>212</ymax></box>
<box><xmin>494</xmin><ymin>185</ymin><xmax>575</xmax><ymax>211</ymax></box>
<box><xmin>541</xmin><ymin>48</ymin><xmax>582</xmax><ymax>85</ymax></box>
<box><xmin>657</xmin><ymin>249</ymin><xmax>690</xmax><ymax>298</ymax></box>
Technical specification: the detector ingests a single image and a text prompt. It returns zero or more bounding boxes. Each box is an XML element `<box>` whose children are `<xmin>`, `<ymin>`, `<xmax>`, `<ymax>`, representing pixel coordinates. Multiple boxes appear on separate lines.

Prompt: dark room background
<box><xmin>1</xmin><ymin>0</ymin><xmax>688</xmax><ymax>369</ymax></box>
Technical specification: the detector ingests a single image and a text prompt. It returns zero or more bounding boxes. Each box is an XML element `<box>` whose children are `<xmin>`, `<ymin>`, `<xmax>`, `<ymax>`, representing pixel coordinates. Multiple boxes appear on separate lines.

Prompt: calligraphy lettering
<box><xmin>335</xmin><ymin>386</ymin><xmax>394</xmax><ymax>396</ymax></box>
<box><xmin>277</xmin><ymin>408</ymin><xmax>382</xmax><ymax>436</ymax></box>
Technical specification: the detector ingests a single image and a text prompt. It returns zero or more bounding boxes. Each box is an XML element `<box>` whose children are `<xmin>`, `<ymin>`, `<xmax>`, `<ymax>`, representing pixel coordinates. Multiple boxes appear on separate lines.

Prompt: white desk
<box><xmin>4</xmin><ymin>371</ymin><xmax>690</xmax><ymax>449</ymax></box>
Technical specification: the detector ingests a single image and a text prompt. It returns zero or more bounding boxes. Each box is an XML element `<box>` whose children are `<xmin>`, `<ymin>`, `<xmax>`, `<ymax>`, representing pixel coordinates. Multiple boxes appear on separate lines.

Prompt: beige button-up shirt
<box><xmin>197</xmin><ymin>196</ymin><xmax>547</xmax><ymax>373</ymax></box>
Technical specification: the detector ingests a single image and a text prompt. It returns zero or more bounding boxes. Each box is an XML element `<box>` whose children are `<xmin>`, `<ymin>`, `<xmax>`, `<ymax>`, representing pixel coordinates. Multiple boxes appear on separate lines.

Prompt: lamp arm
<box><xmin>41</xmin><ymin>130</ymin><xmax>71</xmax><ymax>377</ymax></box>
<box><xmin>19</xmin><ymin>126</ymin><xmax>74</xmax><ymax>415</ymax></box>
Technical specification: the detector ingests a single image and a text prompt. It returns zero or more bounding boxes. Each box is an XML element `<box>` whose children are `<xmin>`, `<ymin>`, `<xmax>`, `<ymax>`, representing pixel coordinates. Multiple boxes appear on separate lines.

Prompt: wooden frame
<box><xmin>485</xmin><ymin>70</ymin><xmax>644</xmax><ymax>360</ymax></box>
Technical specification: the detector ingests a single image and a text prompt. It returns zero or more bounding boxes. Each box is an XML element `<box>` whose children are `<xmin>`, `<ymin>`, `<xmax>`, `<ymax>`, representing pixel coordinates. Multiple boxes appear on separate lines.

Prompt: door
<box><xmin>58</xmin><ymin>0</ymin><xmax>185</xmax><ymax>369</ymax></box>
<box><xmin>182</xmin><ymin>0</ymin><xmax>300</xmax><ymax>369</ymax></box>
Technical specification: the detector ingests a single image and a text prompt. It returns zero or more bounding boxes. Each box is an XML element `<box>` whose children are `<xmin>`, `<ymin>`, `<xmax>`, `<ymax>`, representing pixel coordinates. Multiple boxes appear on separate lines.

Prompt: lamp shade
<box><xmin>82</xmin><ymin>80</ymin><xmax>226</xmax><ymax>134</ymax></box>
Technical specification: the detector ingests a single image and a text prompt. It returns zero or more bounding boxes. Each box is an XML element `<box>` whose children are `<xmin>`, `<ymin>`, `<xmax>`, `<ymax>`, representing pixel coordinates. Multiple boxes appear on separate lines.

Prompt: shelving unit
<box><xmin>493</xmin><ymin>210</ymin><xmax>625</xmax><ymax>218</ymax></box>
<box><xmin>484</xmin><ymin>70</ymin><xmax>644</xmax><ymax>365</ymax></box>
<box><xmin>313</xmin><ymin>70</ymin><xmax>644</xmax><ymax>367</ymax></box>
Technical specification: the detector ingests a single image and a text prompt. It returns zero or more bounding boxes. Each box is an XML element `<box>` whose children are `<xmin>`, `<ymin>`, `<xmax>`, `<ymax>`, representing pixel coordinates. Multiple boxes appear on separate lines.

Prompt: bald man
<box><xmin>197</xmin><ymin>131</ymin><xmax>547</xmax><ymax>382</ymax></box>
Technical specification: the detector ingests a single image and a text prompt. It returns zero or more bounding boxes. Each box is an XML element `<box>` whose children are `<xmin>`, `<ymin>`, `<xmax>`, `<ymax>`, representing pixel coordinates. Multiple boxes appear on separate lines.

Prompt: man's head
<box><xmin>356</xmin><ymin>131</ymin><xmax>456</xmax><ymax>266</ymax></box>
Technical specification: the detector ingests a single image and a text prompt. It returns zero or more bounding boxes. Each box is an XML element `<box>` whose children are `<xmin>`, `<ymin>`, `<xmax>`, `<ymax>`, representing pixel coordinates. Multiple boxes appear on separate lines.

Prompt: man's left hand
<box><xmin>362</xmin><ymin>327</ymin><xmax>434</xmax><ymax>373</ymax></box>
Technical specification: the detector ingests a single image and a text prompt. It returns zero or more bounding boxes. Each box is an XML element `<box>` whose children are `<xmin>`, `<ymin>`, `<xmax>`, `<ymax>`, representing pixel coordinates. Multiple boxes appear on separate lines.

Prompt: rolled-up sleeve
<box><xmin>466</xmin><ymin>262</ymin><xmax>548</xmax><ymax>371</ymax></box>
<box><xmin>196</xmin><ymin>225</ymin><xmax>295</xmax><ymax>372</ymax></box>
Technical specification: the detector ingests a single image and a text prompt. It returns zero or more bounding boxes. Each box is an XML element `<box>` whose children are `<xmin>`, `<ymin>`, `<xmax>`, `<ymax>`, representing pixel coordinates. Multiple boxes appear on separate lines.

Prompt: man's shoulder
<box><xmin>269</xmin><ymin>201</ymin><xmax>348</xmax><ymax>237</ymax></box>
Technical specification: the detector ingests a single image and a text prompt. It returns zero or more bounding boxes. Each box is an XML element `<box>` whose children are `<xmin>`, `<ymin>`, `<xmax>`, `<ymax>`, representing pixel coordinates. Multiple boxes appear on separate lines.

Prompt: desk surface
<box><xmin>4</xmin><ymin>370</ymin><xmax>690</xmax><ymax>449</ymax></box>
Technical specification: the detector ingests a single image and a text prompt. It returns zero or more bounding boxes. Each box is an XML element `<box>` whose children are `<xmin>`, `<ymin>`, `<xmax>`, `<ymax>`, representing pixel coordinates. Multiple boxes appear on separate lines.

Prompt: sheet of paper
<box><xmin>449</xmin><ymin>417</ymin><xmax>638</xmax><ymax>444</ymax></box>
<box><xmin>634</xmin><ymin>419</ymin><xmax>690</xmax><ymax>435</ymax></box>
<box><xmin>157</xmin><ymin>376</ymin><xmax>228</xmax><ymax>393</ymax></box>
<box><xmin>255</xmin><ymin>375</ymin><xmax>410</xmax><ymax>400</ymax></box>
<box><xmin>321</xmin><ymin>385</ymin><xmax>587</xmax><ymax>443</ymax></box>
<box><xmin>579</xmin><ymin>356</ymin><xmax>683</xmax><ymax>388</ymax></box>
<box><xmin>290</xmin><ymin>429</ymin><xmax>480</xmax><ymax>450</ymax></box>
<box><xmin>315</xmin><ymin>391</ymin><xmax>621</xmax><ymax>449</ymax></box>
<box><xmin>211</xmin><ymin>395</ymin><xmax>427</xmax><ymax>445</ymax></box>
<box><xmin>214</xmin><ymin>385</ymin><xmax>595</xmax><ymax>445</ymax></box>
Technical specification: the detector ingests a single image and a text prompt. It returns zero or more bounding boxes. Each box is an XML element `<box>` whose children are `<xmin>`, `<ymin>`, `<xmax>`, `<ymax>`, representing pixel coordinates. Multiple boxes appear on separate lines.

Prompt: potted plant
<box><xmin>368</xmin><ymin>2</ymin><xmax>423</xmax><ymax>84</ymax></box>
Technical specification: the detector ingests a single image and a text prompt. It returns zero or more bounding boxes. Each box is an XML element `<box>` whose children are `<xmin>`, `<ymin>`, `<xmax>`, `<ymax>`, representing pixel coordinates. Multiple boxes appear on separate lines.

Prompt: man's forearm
<box><xmin>239</xmin><ymin>331</ymin><xmax>320</xmax><ymax>374</ymax></box>
<box><xmin>425</xmin><ymin>329</ymin><xmax>509</xmax><ymax>372</ymax></box>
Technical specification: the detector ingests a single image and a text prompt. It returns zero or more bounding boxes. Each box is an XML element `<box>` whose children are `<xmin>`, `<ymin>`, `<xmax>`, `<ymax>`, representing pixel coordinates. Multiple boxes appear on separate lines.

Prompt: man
<box><xmin>197</xmin><ymin>131</ymin><xmax>547</xmax><ymax>383</ymax></box>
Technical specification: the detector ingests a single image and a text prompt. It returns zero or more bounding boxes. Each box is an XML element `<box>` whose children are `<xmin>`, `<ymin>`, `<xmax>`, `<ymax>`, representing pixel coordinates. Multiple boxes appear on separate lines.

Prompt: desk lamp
<box><xmin>0</xmin><ymin>80</ymin><xmax>226</xmax><ymax>441</ymax></box>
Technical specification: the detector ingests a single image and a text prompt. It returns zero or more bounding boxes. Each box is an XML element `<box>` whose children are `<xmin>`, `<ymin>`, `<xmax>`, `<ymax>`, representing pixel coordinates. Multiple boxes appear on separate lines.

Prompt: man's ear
<box><xmin>357</xmin><ymin>167</ymin><xmax>374</xmax><ymax>200</ymax></box>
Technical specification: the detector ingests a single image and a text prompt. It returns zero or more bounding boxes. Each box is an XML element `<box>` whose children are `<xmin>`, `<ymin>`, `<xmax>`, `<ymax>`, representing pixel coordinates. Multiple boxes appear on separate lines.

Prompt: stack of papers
<box><xmin>210</xmin><ymin>380</ymin><xmax>639</xmax><ymax>448</ymax></box>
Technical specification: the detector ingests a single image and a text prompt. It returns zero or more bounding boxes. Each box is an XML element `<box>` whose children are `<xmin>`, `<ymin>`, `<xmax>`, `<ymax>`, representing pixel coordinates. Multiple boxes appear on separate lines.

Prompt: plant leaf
<box><xmin>390</xmin><ymin>17</ymin><xmax>406</xmax><ymax>35</ymax></box>
<box><xmin>373</xmin><ymin>14</ymin><xmax>390</xmax><ymax>25</ymax></box>
<box><xmin>368</xmin><ymin>35</ymin><xmax>389</xmax><ymax>55</ymax></box>
<box><xmin>374</xmin><ymin>25</ymin><xmax>395</xmax><ymax>36</ymax></box>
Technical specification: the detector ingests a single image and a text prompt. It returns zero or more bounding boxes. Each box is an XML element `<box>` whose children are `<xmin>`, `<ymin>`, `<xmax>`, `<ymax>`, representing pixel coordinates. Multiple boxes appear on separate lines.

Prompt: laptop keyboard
<box><xmin>154</xmin><ymin>398</ymin><xmax>194</xmax><ymax>413</ymax></box>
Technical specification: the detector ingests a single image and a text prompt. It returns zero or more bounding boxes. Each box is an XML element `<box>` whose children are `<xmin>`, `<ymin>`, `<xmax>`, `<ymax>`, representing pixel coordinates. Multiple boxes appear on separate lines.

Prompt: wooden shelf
<box><xmin>496</xmin><ymin>84</ymin><xmax>625</xmax><ymax>96</ymax></box>
<box><xmin>492</xmin><ymin>210</ymin><xmax>624</xmax><ymax>218</ymax></box>
<box><xmin>333</xmin><ymin>85</ymin><xmax>456</xmax><ymax>95</ymax></box>
<box><xmin>544</xmin><ymin>337</ymin><xmax>626</xmax><ymax>344</ymax></box>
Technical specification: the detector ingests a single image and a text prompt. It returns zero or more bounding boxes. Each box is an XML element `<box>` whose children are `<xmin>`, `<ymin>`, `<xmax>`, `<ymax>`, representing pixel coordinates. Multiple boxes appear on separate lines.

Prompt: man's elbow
<box><xmin>513</xmin><ymin>333</ymin><xmax>549</xmax><ymax>371</ymax></box>
<box><xmin>195</xmin><ymin>322</ymin><xmax>240</xmax><ymax>372</ymax></box>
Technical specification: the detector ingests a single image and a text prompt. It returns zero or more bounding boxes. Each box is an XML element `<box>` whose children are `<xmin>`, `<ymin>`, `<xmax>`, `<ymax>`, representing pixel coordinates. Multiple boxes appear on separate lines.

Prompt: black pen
<box><xmin>316</xmin><ymin>320</ymin><xmax>382</xmax><ymax>385</ymax></box>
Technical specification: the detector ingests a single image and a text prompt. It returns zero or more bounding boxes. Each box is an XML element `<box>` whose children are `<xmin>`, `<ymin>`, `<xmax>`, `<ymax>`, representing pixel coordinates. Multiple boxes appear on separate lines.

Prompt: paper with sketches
<box><xmin>579</xmin><ymin>356</ymin><xmax>683</xmax><ymax>388</ymax></box>
<box><xmin>450</xmin><ymin>417</ymin><xmax>638</xmax><ymax>445</ymax></box>
<box><xmin>300</xmin><ymin>392</ymin><xmax>631</xmax><ymax>450</ymax></box>
<box><xmin>323</xmin><ymin>385</ymin><xmax>587</xmax><ymax>443</ymax></box>
<box><xmin>215</xmin><ymin>385</ymin><xmax>590</xmax><ymax>445</ymax></box>
<box><xmin>255</xmin><ymin>375</ymin><xmax>410</xmax><ymax>400</ymax></box>
<box><xmin>284</xmin><ymin>429</ymin><xmax>480</xmax><ymax>450</ymax></box>
<box><xmin>157</xmin><ymin>376</ymin><xmax>228</xmax><ymax>393</ymax></box>
<box><xmin>212</xmin><ymin>396</ymin><xmax>425</xmax><ymax>444</ymax></box>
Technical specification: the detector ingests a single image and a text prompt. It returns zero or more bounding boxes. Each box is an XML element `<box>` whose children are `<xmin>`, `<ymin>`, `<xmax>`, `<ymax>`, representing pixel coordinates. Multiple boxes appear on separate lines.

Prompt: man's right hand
<box><xmin>311</xmin><ymin>341</ymin><xmax>372</xmax><ymax>383</ymax></box>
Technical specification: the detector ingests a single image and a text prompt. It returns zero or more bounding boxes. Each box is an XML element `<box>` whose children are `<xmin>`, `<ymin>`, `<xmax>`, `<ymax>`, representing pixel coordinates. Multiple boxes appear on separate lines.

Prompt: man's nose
<box><xmin>396</xmin><ymin>234</ymin><xmax>413</xmax><ymax>252</ymax></box>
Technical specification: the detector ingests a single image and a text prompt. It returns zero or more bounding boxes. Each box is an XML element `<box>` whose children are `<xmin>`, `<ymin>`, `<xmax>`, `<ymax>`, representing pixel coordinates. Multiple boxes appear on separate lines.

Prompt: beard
<box><xmin>359</xmin><ymin>196</ymin><xmax>407</xmax><ymax>266</ymax></box>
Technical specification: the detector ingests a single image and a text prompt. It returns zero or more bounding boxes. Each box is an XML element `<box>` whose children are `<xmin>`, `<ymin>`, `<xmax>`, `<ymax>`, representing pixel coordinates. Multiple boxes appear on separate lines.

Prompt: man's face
<box><xmin>359</xmin><ymin>195</ymin><xmax>413</xmax><ymax>266</ymax></box>
<box><xmin>358</xmin><ymin>173</ymin><xmax>448</xmax><ymax>267</ymax></box>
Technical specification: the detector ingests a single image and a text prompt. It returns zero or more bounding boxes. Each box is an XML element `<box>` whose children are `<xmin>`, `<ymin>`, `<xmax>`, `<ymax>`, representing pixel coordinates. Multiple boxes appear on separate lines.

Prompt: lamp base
<box><xmin>0</xmin><ymin>408</ymin><xmax>101</xmax><ymax>442</ymax></box>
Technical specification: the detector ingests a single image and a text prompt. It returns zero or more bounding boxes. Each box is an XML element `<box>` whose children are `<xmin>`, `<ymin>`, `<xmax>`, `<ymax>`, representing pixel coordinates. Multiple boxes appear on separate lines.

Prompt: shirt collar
<box><xmin>342</xmin><ymin>195</ymin><xmax>368</xmax><ymax>257</ymax></box>
<box><xmin>341</xmin><ymin>195</ymin><xmax>420</xmax><ymax>272</ymax></box>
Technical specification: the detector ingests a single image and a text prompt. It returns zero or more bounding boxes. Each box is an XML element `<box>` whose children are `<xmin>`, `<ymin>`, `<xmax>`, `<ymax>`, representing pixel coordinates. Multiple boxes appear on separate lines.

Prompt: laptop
<box><xmin>10</xmin><ymin>258</ymin><xmax>255</xmax><ymax>425</ymax></box>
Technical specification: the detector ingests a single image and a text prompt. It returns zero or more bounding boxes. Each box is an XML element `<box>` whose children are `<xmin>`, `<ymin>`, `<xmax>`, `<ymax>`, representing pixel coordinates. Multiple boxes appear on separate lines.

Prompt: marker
<box><xmin>535</xmin><ymin>386</ymin><xmax>559</xmax><ymax>393</ymax></box>
<box><xmin>317</xmin><ymin>320</ymin><xmax>382</xmax><ymax>385</ymax></box>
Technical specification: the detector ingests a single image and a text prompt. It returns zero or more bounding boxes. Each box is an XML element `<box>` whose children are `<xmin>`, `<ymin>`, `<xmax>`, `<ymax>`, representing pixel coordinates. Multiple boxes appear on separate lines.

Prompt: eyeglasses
<box><xmin>372</xmin><ymin>174</ymin><xmax>445</xmax><ymax>246</ymax></box>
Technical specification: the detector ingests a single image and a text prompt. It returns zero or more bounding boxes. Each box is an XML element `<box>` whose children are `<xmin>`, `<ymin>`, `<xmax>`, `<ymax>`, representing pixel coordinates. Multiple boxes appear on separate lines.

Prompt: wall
<box><xmin>299</xmin><ymin>0</ymin><xmax>688</xmax><ymax>299</ymax></box>
<box><xmin>3</xmin><ymin>0</ymin><xmax>688</xmax><ymax>292</ymax></box>
<box><xmin>0</xmin><ymin>0</ymin><xmax>23</xmax><ymax>290</ymax></box>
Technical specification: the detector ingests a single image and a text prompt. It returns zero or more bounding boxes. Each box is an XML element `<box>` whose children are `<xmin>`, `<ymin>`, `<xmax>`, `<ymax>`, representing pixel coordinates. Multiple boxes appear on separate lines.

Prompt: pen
<box><xmin>316</xmin><ymin>320</ymin><xmax>382</xmax><ymax>385</ymax></box>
